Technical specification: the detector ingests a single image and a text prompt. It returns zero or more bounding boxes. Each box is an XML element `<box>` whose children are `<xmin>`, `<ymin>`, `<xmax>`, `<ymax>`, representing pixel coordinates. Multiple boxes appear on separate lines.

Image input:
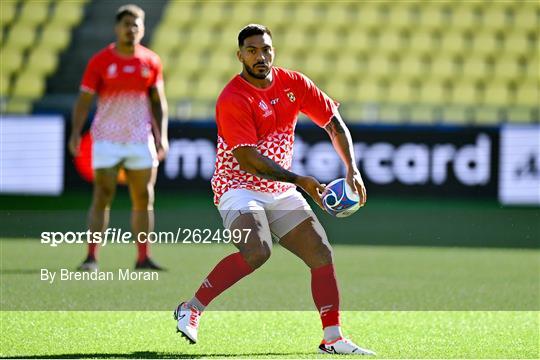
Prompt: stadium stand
<box><xmin>1</xmin><ymin>0</ymin><xmax>87</xmax><ymax>113</ymax></box>
<box><xmin>154</xmin><ymin>0</ymin><xmax>539</xmax><ymax>123</ymax></box>
<box><xmin>1</xmin><ymin>0</ymin><xmax>538</xmax><ymax>124</ymax></box>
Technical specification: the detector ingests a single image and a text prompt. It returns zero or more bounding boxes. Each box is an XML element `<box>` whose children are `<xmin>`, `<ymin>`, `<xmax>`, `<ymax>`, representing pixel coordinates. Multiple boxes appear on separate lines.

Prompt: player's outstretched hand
<box><xmin>296</xmin><ymin>175</ymin><xmax>326</xmax><ymax>209</ymax></box>
<box><xmin>68</xmin><ymin>133</ymin><xmax>81</xmax><ymax>157</ymax></box>
<box><xmin>346</xmin><ymin>168</ymin><xmax>367</xmax><ymax>207</ymax></box>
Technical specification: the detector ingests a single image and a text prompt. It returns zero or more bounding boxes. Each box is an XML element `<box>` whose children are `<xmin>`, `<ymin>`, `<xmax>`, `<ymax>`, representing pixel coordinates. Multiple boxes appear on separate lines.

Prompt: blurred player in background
<box><xmin>174</xmin><ymin>24</ymin><xmax>374</xmax><ymax>355</ymax></box>
<box><xmin>68</xmin><ymin>4</ymin><xmax>168</xmax><ymax>271</ymax></box>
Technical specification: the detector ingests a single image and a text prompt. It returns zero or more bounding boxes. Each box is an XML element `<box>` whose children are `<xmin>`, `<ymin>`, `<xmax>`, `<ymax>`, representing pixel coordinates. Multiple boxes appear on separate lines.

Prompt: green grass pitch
<box><xmin>1</xmin><ymin>239</ymin><xmax>539</xmax><ymax>359</ymax></box>
<box><xmin>1</xmin><ymin>192</ymin><xmax>538</xmax><ymax>358</ymax></box>
<box><xmin>2</xmin><ymin>310</ymin><xmax>538</xmax><ymax>359</ymax></box>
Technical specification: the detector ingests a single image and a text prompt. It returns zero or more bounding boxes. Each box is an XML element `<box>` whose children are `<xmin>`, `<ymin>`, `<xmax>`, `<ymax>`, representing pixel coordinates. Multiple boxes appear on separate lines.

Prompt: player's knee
<box><xmin>309</xmin><ymin>235</ymin><xmax>333</xmax><ymax>266</ymax></box>
<box><xmin>241</xmin><ymin>244</ymin><xmax>271</xmax><ymax>269</ymax></box>
<box><xmin>93</xmin><ymin>185</ymin><xmax>115</xmax><ymax>207</ymax></box>
<box><xmin>131</xmin><ymin>188</ymin><xmax>152</xmax><ymax>209</ymax></box>
<box><xmin>317</xmin><ymin>242</ymin><xmax>334</xmax><ymax>264</ymax></box>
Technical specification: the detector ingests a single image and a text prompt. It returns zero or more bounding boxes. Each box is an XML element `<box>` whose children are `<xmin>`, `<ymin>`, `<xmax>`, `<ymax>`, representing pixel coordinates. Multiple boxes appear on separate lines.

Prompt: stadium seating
<box><xmin>1</xmin><ymin>0</ymin><xmax>87</xmax><ymax>113</ymax></box>
<box><xmin>1</xmin><ymin>0</ymin><xmax>538</xmax><ymax>124</ymax></box>
<box><xmin>143</xmin><ymin>0</ymin><xmax>535</xmax><ymax>125</ymax></box>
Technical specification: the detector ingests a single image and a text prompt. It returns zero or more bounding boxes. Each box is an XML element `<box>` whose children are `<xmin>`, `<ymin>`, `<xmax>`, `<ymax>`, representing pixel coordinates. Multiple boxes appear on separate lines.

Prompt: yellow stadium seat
<box><xmin>294</xmin><ymin>3</ymin><xmax>326</xmax><ymax>26</ymax></box>
<box><xmin>165</xmin><ymin>75</ymin><xmax>192</xmax><ymax>100</ymax></box>
<box><xmin>313</xmin><ymin>30</ymin><xmax>344</xmax><ymax>53</ymax></box>
<box><xmin>419</xmin><ymin>5</ymin><xmax>451</xmax><ymax>31</ymax></box>
<box><xmin>171</xmin><ymin>52</ymin><xmax>203</xmax><ymax>77</ymax></box>
<box><xmin>387</xmin><ymin>80</ymin><xmax>415</xmax><ymax>104</ymax></box>
<box><xmin>387</xmin><ymin>4</ymin><xmax>414</xmax><ymax>31</ymax></box>
<box><xmin>440</xmin><ymin>31</ymin><xmax>469</xmax><ymax>55</ymax></box>
<box><xmin>3</xmin><ymin>23</ymin><xmax>37</xmax><ymax>51</ymax></box>
<box><xmin>329</xmin><ymin>56</ymin><xmax>361</xmax><ymax>81</ymax></box>
<box><xmin>11</xmin><ymin>72</ymin><xmax>45</xmax><ymax>99</ymax></box>
<box><xmin>408</xmin><ymin>31</ymin><xmax>435</xmax><ymax>55</ymax></box>
<box><xmin>189</xmin><ymin>100</ymin><xmax>215</xmax><ymax>120</ymax></box>
<box><xmin>4</xmin><ymin>98</ymin><xmax>32</xmax><ymax>114</ymax></box>
<box><xmin>526</xmin><ymin>55</ymin><xmax>539</xmax><ymax>80</ymax></box>
<box><xmin>482</xmin><ymin>6</ymin><xmax>510</xmax><ymax>30</ymax></box>
<box><xmin>442</xmin><ymin>106</ymin><xmax>469</xmax><ymax>124</ymax></box>
<box><xmin>507</xmin><ymin>107</ymin><xmax>535</xmax><ymax>123</ymax></box>
<box><xmin>230</xmin><ymin>3</ymin><xmax>264</xmax><ymax>24</ymax></box>
<box><xmin>451</xmin><ymin>5</ymin><xmax>482</xmax><ymax>31</ymax></box>
<box><xmin>357</xmin><ymin>79</ymin><xmax>384</xmax><ymax>103</ymax></box>
<box><xmin>18</xmin><ymin>0</ymin><xmax>50</xmax><ymax>26</ymax></box>
<box><xmin>452</xmin><ymin>81</ymin><xmax>481</xmax><ymax>106</ymax></box>
<box><xmin>483</xmin><ymin>81</ymin><xmax>512</xmax><ymax>107</ymax></box>
<box><xmin>343</xmin><ymin>30</ymin><xmax>371</xmax><ymax>55</ymax></box>
<box><xmin>198</xmin><ymin>2</ymin><xmax>227</xmax><ymax>26</ymax></box>
<box><xmin>368</xmin><ymin>54</ymin><xmax>399</xmax><ymax>80</ymax></box>
<box><xmin>410</xmin><ymin>105</ymin><xmax>436</xmax><ymax>124</ymax></box>
<box><xmin>275</xmin><ymin>52</ymin><xmax>301</xmax><ymax>71</ymax></box>
<box><xmin>494</xmin><ymin>56</ymin><xmax>525</xmax><ymax>81</ymax></box>
<box><xmin>325</xmin><ymin>81</ymin><xmax>357</xmax><ymax>103</ymax></box>
<box><xmin>475</xmin><ymin>107</ymin><xmax>500</xmax><ymax>125</ymax></box>
<box><xmin>356</xmin><ymin>4</ymin><xmax>382</xmax><ymax>30</ymax></box>
<box><xmin>377</xmin><ymin>30</ymin><xmax>406</xmax><ymax>54</ymax></box>
<box><xmin>26</xmin><ymin>47</ymin><xmax>58</xmax><ymax>76</ymax></box>
<box><xmin>194</xmin><ymin>75</ymin><xmax>224</xmax><ymax>101</ymax></box>
<box><xmin>420</xmin><ymin>81</ymin><xmax>449</xmax><ymax>105</ymax></box>
<box><xmin>0</xmin><ymin>50</ymin><xmax>23</xmax><ymax>77</ymax></box>
<box><xmin>462</xmin><ymin>57</ymin><xmax>490</xmax><ymax>81</ymax></box>
<box><xmin>400</xmin><ymin>55</ymin><xmax>429</xmax><ymax>80</ymax></box>
<box><xmin>304</xmin><ymin>55</ymin><xmax>330</xmax><ymax>80</ymax></box>
<box><xmin>325</xmin><ymin>3</ymin><xmax>358</xmax><ymax>27</ymax></box>
<box><xmin>186</xmin><ymin>28</ymin><xmax>218</xmax><ymax>51</ymax></box>
<box><xmin>281</xmin><ymin>27</ymin><xmax>310</xmax><ymax>53</ymax></box>
<box><xmin>515</xmin><ymin>81</ymin><xmax>539</xmax><ymax>107</ymax></box>
<box><xmin>472</xmin><ymin>32</ymin><xmax>501</xmax><ymax>55</ymax></box>
<box><xmin>504</xmin><ymin>31</ymin><xmax>533</xmax><ymax>56</ymax></box>
<box><xmin>378</xmin><ymin>105</ymin><xmax>404</xmax><ymax>124</ymax></box>
<box><xmin>0</xmin><ymin>0</ymin><xmax>17</xmax><ymax>27</ymax></box>
<box><xmin>151</xmin><ymin>26</ymin><xmax>186</xmax><ymax>56</ymax></box>
<box><xmin>513</xmin><ymin>8</ymin><xmax>538</xmax><ymax>32</ymax></box>
<box><xmin>50</xmin><ymin>1</ymin><xmax>84</xmax><ymax>27</ymax></box>
<box><xmin>161</xmin><ymin>2</ymin><xmax>196</xmax><ymax>27</ymax></box>
<box><xmin>207</xmin><ymin>51</ymin><xmax>239</xmax><ymax>78</ymax></box>
<box><xmin>430</xmin><ymin>56</ymin><xmax>458</xmax><ymax>81</ymax></box>
<box><xmin>262</xmin><ymin>3</ymin><xmax>296</xmax><ymax>28</ymax></box>
<box><xmin>39</xmin><ymin>24</ymin><xmax>71</xmax><ymax>51</ymax></box>
<box><xmin>0</xmin><ymin>73</ymin><xmax>9</xmax><ymax>97</ymax></box>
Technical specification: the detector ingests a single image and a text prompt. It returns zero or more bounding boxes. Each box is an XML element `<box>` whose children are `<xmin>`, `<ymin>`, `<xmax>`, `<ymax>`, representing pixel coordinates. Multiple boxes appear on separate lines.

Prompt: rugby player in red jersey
<box><xmin>174</xmin><ymin>24</ymin><xmax>374</xmax><ymax>355</ymax></box>
<box><xmin>68</xmin><ymin>5</ymin><xmax>168</xmax><ymax>271</ymax></box>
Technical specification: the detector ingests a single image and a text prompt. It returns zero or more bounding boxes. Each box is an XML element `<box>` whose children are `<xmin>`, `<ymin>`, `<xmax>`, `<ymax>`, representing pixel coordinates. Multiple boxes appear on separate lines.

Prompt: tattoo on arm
<box><xmin>253</xmin><ymin>157</ymin><xmax>299</xmax><ymax>183</ymax></box>
<box><xmin>325</xmin><ymin>116</ymin><xmax>346</xmax><ymax>140</ymax></box>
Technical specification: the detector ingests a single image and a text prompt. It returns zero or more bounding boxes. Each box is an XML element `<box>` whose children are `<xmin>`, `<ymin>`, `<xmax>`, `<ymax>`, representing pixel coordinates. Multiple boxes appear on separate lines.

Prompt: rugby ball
<box><xmin>322</xmin><ymin>178</ymin><xmax>360</xmax><ymax>217</ymax></box>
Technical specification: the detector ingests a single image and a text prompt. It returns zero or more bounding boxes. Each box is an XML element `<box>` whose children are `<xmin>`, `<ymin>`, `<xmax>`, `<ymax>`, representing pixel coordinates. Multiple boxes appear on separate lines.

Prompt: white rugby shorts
<box><xmin>92</xmin><ymin>139</ymin><xmax>158</xmax><ymax>170</ymax></box>
<box><xmin>218</xmin><ymin>187</ymin><xmax>315</xmax><ymax>240</ymax></box>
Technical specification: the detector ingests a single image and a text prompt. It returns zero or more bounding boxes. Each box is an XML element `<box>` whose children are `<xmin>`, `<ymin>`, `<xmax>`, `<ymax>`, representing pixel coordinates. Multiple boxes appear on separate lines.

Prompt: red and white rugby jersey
<box><xmin>80</xmin><ymin>43</ymin><xmax>163</xmax><ymax>143</ymax></box>
<box><xmin>211</xmin><ymin>66</ymin><xmax>339</xmax><ymax>205</ymax></box>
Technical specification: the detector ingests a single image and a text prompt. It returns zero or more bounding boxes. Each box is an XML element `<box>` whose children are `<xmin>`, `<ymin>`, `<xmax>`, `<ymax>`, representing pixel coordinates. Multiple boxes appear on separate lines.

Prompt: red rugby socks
<box><xmin>311</xmin><ymin>263</ymin><xmax>341</xmax><ymax>328</ymax></box>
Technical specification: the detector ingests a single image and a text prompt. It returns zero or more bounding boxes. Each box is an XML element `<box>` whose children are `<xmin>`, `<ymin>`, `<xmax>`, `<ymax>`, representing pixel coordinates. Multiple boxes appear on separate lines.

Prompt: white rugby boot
<box><xmin>173</xmin><ymin>302</ymin><xmax>201</xmax><ymax>344</ymax></box>
<box><xmin>318</xmin><ymin>337</ymin><xmax>376</xmax><ymax>355</ymax></box>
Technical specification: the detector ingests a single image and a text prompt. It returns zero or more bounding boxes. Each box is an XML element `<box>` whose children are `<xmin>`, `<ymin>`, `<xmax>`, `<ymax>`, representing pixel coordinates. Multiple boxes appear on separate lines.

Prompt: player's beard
<box><xmin>244</xmin><ymin>62</ymin><xmax>271</xmax><ymax>80</ymax></box>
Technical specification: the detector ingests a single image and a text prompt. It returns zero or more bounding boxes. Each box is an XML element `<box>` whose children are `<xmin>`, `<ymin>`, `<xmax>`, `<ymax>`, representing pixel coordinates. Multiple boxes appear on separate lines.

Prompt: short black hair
<box><xmin>116</xmin><ymin>4</ymin><xmax>145</xmax><ymax>23</ymax></box>
<box><xmin>238</xmin><ymin>24</ymin><xmax>272</xmax><ymax>47</ymax></box>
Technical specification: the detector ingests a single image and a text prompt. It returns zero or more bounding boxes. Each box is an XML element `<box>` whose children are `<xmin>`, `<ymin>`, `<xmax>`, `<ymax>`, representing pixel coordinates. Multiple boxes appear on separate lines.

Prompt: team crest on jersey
<box><xmin>287</xmin><ymin>91</ymin><xmax>296</xmax><ymax>102</ymax></box>
<box><xmin>107</xmin><ymin>63</ymin><xmax>118</xmax><ymax>78</ymax></box>
<box><xmin>141</xmin><ymin>66</ymin><xmax>150</xmax><ymax>78</ymax></box>
<box><xmin>259</xmin><ymin>100</ymin><xmax>273</xmax><ymax>117</ymax></box>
